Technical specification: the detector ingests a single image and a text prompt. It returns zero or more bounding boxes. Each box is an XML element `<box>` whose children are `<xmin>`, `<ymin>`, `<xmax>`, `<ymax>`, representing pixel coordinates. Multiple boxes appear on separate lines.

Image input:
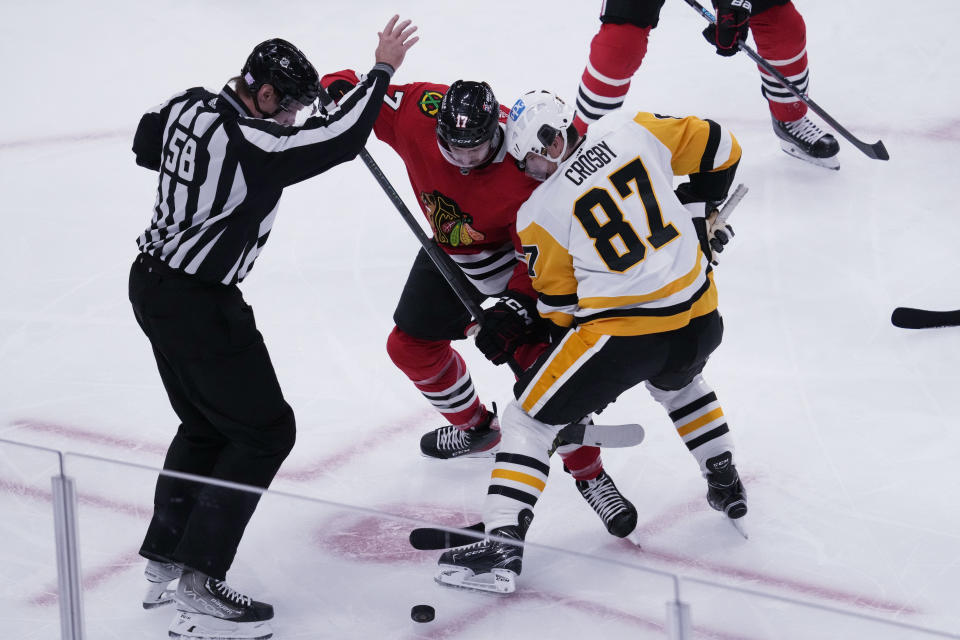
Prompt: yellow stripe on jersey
<box><xmin>518</xmin><ymin>221</ymin><xmax>578</xmax><ymax>298</ymax></box>
<box><xmin>676</xmin><ymin>407</ymin><xmax>725</xmax><ymax>436</ymax></box>
<box><xmin>520</xmin><ymin>328</ymin><xmax>607</xmax><ymax>414</ymax></box>
<box><xmin>581</xmin><ymin>272</ymin><xmax>718</xmax><ymax>336</ymax></box>
<box><xmin>632</xmin><ymin>112</ymin><xmax>741</xmax><ymax>176</ymax></box>
<box><xmin>579</xmin><ymin>245</ymin><xmax>705</xmax><ymax>309</ymax></box>
<box><xmin>540</xmin><ymin>309</ymin><xmax>575</xmax><ymax>328</ymax></box>
<box><xmin>491</xmin><ymin>468</ymin><xmax>546</xmax><ymax>491</ymax></box>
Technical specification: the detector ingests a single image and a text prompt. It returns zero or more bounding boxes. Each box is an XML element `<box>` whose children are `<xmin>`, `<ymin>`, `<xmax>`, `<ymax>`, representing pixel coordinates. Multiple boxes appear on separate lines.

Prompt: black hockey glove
<box><xmin>702</xmin><ymin>0</ymin><xmax>752</xmax><ymax>57</ymax></box>
<box><xmin>474</xmin><ymin>292</ymin><xmax>539</xmax><ymax>365</ymax></box>
<box><xmin>324</xmin><ymin>78</ymin><xmax>355</xmax><ymax>103</ymax></box>
<box><xmin>706</xmin><ymin>204</ymin><xmax>735</xmax><ymax>265</ymax></box>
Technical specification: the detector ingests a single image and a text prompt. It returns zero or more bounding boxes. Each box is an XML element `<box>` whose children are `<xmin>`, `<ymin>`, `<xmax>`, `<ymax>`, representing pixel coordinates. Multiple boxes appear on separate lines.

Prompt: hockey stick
<box><xmin>410</xmin><ymin>522</ymin><xmax>484</xmax><ymax>550</ymax></box>
<box><xmin>712</xmin><ymin>183</ymin><xmax>748</xmax><ymax>229</ymax></box>
<box><xmin>320</xmin><ymin>85</ymin><xmax>524</xmax><ymax>376</ymax></box>
<box><xmin>705</xmin><ymin>183</ymin><xmax>747</xmax><ymax>265</ymax></box>
<box><xmin>891</xmin><ymin>307</ymin><xmax>960</xmax><ymax>329</ymax></box>
<box><xmin>354</xmin><ymin>146</ymin><xmax>649</xmax><ymax>447</ymax></box>
<box><xmin>557</xmin><ymin>420</ymin><xmax>645</xmax><ymax>448</ymax></box>
<box><xmin>320</xmin><ymin>90</ymin><xmax>648</xmax><ymax>447</ymax></box>
<box><xmin>354</xmin><ymin>147</ymin><xmax>505</xmax><ymax>358</ymax></box>
<box><xmin>679</xmin><ymin>0</ymin><xmax>889</xmax><ymax>161</ymax></box>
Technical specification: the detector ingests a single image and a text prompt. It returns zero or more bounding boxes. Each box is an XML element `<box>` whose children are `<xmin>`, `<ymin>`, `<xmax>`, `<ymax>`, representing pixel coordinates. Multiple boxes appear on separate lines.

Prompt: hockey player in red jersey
<box><xmin>321</xmin><ymin>73</ymin><xmax>638</xmax><ymax>538</ymax></box>
<box><xmin>575</xmin><ymin>0</ymin><xmax>840</xmax><ymax>169</ymax></box>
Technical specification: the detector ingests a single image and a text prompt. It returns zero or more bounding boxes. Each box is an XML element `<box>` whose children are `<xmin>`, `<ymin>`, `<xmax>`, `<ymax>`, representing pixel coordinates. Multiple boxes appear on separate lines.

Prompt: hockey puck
<box><xmin>410</xmin><ymin>604</ymin><xmax>435</xmax><ymax>623</ymax></box>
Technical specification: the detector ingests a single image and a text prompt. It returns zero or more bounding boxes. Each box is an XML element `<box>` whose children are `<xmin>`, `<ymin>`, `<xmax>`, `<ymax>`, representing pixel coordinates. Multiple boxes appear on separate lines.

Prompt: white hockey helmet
<box><xmin>506</xmin><ymin>90</ymin><xmax>575</xmax><ymax>179</ymax></box>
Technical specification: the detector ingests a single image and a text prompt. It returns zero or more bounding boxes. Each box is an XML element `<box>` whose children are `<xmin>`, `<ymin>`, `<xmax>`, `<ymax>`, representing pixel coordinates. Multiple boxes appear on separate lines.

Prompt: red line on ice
<box><xmin>2</xmin><ymin>425</ymin><xmax>919</xmax><ymax>619</ymax></box>
<box><xmin>0</xmin><ymin>129</ymin><xmax>127</xmax><ymax>150</ymax></box>
<box><xmin>8</xmin><ymin>410</ymin><xmax>434</xmax><ymax>482</ymax></box>
<box><xmin>10</xmin><ymin>418</ymin><xmax>168</xmax><ymax>456</ymax></box>
<box><xmin>28</xmin><ymin>550</ymin><xmax>143</xmax><ymax>607</ymax></box>
<box><xmin>0</xmin><ymin>477</ymin><xmax>145</xmax><ymax>518</ymax></box>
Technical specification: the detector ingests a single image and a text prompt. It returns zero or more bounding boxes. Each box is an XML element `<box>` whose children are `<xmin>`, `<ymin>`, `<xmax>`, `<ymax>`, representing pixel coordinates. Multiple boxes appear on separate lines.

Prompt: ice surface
<box><xmin>2</xmin><ymin>1</ymin><xmax>959</xmax><ymax>638</ymax></box>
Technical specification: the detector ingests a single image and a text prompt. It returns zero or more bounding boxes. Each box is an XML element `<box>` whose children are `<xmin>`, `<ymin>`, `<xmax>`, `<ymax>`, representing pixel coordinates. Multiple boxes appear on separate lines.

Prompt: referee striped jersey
<box><xmin>133</xmin><ymin>64</ymin><xmax>394</xmax><ymax>285</ymax></box>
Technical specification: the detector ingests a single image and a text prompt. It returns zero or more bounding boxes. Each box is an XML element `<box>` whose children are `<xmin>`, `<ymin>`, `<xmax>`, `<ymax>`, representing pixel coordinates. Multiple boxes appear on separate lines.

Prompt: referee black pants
<box><xmin>129</xmin><ymin>253</ymin><xmax>295</xmax><ymax>580</ymax></box>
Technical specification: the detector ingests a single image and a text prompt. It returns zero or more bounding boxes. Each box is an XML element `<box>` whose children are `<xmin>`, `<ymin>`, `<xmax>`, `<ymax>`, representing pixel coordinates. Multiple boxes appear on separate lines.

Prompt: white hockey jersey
<box><xmin>516</xmin><ymin>110</ymin><xmax>741</xmax><ymax>336</ymax></box>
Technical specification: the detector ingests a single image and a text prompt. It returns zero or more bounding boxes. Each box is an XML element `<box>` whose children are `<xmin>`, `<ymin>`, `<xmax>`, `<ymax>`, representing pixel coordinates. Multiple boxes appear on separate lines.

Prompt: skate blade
<box><xmin>728</xmin><ymin>516</ymin><xmax>749</xmax><ymax>540</ymax></box>
<box><xmin>420</xmin><ymin>444</ymin><xmax>500</xmax><ymax>460</ymax></box>
<box><xmin>143</xmin><ymin>590</ymin><xmax>175</xmax><ymax>609</ymax></box>
<box><xmin>779</xmin><ymin>142</ymin><xmax>840</xmax><ymax>170</ymax></box>
<box><xmin>435</xmin><ymin>565</ymin><xmax>516</xmax><ymax>594</ymax></box>
<box><xmin>168</xmin><ymin>611</ymin><xmax>272</xmax><ymax>640</ymax></box>
<box><xmin>143</xmin><ymin>584</ymin><xmax>176</xmax><ymax>609</ymax></box>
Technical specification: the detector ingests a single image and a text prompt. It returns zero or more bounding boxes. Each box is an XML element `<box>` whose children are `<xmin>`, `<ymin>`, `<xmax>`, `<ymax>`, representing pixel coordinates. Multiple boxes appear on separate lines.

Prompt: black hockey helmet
<box><xmin>436</xmin><ymin>80</ymin><xmax>502</xmax><ymax>169</ymax></box>
<box><xmin>241</xmin><ymin>38</ymin><xmax>320</xmax><ymax>115</ymax></box>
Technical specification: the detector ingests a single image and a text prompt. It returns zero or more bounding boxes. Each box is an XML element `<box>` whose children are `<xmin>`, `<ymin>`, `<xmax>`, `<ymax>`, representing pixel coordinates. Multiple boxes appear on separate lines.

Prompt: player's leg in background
<box><xmin>572</xmin><ymin>0</ymin><xmax>665</xmax><ymax>134</ymax></box>
<box><xmin>387</xmin><ymin>248</ymin><xmax>499</xmax><ymax>458</ymax></box>
<box><xmin>645</xmin><ymin>311</ymin><xmax>747</xmax><ymax>519</ymax></box>
<box><xmin>750</xmin><ymin>0</ymin><xmax>840</xmax><ymax>167</ymax></box>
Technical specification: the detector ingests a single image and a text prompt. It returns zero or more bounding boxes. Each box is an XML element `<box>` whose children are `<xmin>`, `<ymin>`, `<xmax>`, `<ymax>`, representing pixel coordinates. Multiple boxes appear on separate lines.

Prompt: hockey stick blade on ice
<box><xmin>679</xmin><ymin>0</ymin><xmax>888</xmax><ymax>161</ymax></box>
<box><xmin>891</xmin><ymin>307</ymin><xmax>960</xmax><ymax>329</ymax></box>
<box><xmin>410</xmin><ymin>522</ymin><xmax>485</xmax><ymax>550</ymax></box>
<box><xmin>558</xmin><ymin>421</ymin><xmax>645</xmax><ymax>448</ymax></box>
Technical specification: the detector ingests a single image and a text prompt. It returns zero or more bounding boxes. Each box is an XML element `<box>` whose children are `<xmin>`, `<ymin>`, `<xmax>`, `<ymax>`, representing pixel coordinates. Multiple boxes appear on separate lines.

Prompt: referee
<box><xmin>128</xmin><ymin>17</ymin><xmax>417</xmax><ymax>637</ymax></box>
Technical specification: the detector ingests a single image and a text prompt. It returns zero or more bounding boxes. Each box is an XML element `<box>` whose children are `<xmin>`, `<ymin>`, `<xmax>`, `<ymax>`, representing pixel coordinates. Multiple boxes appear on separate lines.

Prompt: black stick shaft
<box><xmin>318</xmin><ymin>86</ymin><xmax>525</xmax><ymax>376</ymax></box>
<box><xmin>357</xmin><ymin>149</ymin><xmax>525</xmax><ymax>377</ymax></box>
<box><xmin>680</xmin><ymin>0</ymin><xmax>888</xmax><ymax>160</ymax></box>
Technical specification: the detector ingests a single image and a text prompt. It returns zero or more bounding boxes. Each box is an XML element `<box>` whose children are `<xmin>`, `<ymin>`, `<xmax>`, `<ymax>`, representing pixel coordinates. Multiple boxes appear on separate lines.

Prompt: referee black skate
<box><xmin>129</xmin><ymin>16</ymin><xmax>418</xmax><ymax>640</ymax></box>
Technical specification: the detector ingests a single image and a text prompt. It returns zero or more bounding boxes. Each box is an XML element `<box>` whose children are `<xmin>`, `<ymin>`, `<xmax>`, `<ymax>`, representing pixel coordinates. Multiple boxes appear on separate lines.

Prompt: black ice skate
<box><xmin>705</xmin><ymin>451</ymin><xmax>748</xmax><ymax>518</ymax></box>
<box><xmin>435</xmin><ymin>509</ymin><xmax>533</xmax><ymax>594</ymax></box>
<box><xmin>576</xmin><ymin>470</ymin><xmax>638</xmax><ymax>538</ymax></box>
<box><xmin>773</xmin><ymin>116</ymin><xmax>840</xmax><ymax>170</ymax></box>
<box><xmin>420</xmin><ymin>409</ymin><xmax>500</xmax><ymax>459</ymax></box>
<box><xmin>169</xmin><ymin>570</ymin><xmax>274</xmax><ymax>640</ymax></box>
<box><xmin>143</xmin><ymin>558</ymin><xmax>182</xmax><ymax>609</ymax></box>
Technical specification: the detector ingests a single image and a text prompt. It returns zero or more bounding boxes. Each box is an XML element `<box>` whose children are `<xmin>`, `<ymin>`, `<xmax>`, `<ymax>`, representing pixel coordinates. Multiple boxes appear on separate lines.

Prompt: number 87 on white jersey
<box><xmin>516</xmin><ymin>110</ymin><xmax>741</xmax><ymax>337</ymax></box>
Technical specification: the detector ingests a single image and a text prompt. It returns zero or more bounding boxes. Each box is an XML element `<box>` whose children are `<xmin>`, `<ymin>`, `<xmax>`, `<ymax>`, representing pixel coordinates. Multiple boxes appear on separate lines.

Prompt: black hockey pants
<box><xmin>129</xmin><ymin>253</ymin><xmax>295</xmax><ymax>580</ymax></box>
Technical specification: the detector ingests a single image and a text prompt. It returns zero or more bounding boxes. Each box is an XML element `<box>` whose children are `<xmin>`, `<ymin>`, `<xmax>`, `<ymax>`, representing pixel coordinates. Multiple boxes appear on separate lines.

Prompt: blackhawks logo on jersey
<box><xmin>421</xmin><ymin>191</ymin><xmax>486</xmax><ymax>247</ymax></box>
<box><xmin>418</xmin><ymin>90</ymin><xmax>444</xmax><ymax>118</ymax></box>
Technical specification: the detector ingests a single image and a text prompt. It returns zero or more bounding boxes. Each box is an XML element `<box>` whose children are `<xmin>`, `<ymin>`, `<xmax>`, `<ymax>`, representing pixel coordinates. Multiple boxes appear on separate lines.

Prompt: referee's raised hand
<box><xmin>375</xmin><ymin>15</ymin><xmax>418</xmax><ymax>70</ymax></box>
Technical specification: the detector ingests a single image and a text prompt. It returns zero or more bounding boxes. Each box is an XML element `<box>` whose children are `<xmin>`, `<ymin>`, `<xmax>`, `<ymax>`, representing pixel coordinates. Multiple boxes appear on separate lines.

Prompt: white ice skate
<box><xmin>169</xmin><ymin>570</ymin><xmax>274</xmax><ymax>640</ymax></box>
<box><xmin>143</xmin><ymin>559</ymin><xmax>182</xmax><ymax>609</ymax></box>
<box><xmin>435</xmin><ymin>564</ymin><xmax>518</xmax><ymax>594</ymax></box>
<box><xmin>168</xmin><ymin>609</ymin><xmax>273</xmax><ymax>640</ymax></box>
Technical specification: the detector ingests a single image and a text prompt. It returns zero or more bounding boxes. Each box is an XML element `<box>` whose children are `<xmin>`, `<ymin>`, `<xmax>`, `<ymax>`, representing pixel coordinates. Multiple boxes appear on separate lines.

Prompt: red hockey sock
<box><xmin>750</xmin><ymin>2</ymin><xmax>809</xmax><ymax>122</ymax></box>
<box><xmin>386</xmin><ymin>327</ymin><xmax>486</xmax><ymax>429</ymax></box>
<box><xmin>574</xmin><ymin>22</ymin><xmax>651</xmax><ymax>133</ymax></box>
<box><xmin>558</xmin><ymin>444</ymin><xmax>603</xmax><ymax>481</ymax></box>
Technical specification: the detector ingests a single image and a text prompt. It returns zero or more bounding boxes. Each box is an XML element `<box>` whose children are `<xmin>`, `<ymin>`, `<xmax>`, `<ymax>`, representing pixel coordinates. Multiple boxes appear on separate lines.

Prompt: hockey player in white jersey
<box><xmin>436</xmin><ymin>91</ymin><xmax>746</xmax><ymax>593</ymax></box>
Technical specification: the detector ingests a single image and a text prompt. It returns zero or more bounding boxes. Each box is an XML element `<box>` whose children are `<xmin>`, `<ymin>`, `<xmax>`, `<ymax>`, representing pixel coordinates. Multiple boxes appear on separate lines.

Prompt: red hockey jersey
<box><xmin>322</xmin><ymin>70</ymin><xmax>541</xmax><ymax>297</ymax></box>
